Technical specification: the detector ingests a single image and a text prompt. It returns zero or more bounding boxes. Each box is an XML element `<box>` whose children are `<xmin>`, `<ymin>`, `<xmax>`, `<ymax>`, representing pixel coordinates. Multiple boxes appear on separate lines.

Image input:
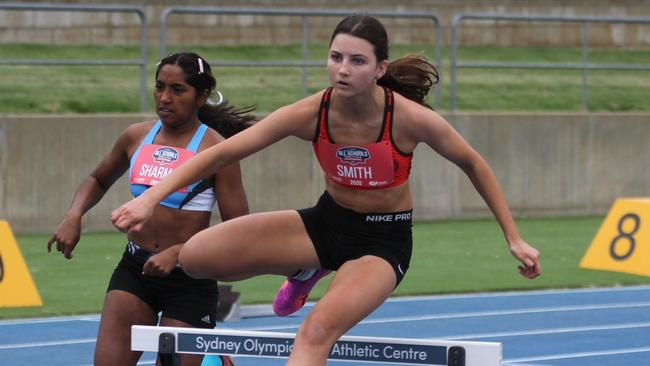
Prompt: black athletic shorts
<box><xmin>297</xmin><ymin>191</ymin><xmax>413</xmax><ymax>286</ymax></box>
<box><xmin>107</xmin><ymin>243</ymin><xmax>219</xmax><ymax>328</ymax></box>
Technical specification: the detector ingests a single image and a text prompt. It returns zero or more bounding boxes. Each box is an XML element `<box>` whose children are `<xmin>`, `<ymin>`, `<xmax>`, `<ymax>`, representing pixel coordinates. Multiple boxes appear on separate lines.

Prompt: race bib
<box><xmin>130</xmin><ymin>144</ymin><xmax>195</xmax><ymax>192</ymax></box>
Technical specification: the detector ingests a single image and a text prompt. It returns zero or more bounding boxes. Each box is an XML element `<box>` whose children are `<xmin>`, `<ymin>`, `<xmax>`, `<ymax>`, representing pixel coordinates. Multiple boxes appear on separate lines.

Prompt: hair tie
<box><xmin>198</xmin><ymin>58</ymin><xmax>204</xmax><ymax>74</ymax></box>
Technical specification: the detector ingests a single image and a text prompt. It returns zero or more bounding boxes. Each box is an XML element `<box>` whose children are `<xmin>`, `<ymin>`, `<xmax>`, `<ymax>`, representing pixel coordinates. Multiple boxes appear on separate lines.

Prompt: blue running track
<box><xmin>1</xmin><ymin>285</ymin><xmax>649</xmax><ymax>366</ymax></box>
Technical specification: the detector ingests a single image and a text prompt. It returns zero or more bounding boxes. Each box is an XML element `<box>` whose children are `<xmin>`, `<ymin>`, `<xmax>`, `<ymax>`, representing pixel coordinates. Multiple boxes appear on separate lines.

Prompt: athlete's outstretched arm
<box><xmin>406</xmin><ymin>106</ymin><xmax>541</xmax><ymax>279</ymax></box>
<box><xmin>111</xmin><ymin>96</ymin><xmax>320</xmax><ymax>233</ymax></box>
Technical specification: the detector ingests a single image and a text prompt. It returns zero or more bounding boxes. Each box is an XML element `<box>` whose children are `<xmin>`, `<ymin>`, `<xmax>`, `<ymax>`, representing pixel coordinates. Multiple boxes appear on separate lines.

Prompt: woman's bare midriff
<box><xmin>127</xmin><ymin>205</ymin><xmax>211</xmax><ymax>252</ymax></box>
<box><xmin>325</xmin><ymin>179</ymin><xmax>413</xmax><ymax>213</ymax></box>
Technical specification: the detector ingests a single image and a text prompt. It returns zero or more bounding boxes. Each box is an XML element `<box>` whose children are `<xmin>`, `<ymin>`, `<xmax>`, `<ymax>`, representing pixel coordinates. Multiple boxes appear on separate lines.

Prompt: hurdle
<box><xmin>132</xmin><ymin>325</ymin><xmax>502</xmax><ymax>366</ymax></box>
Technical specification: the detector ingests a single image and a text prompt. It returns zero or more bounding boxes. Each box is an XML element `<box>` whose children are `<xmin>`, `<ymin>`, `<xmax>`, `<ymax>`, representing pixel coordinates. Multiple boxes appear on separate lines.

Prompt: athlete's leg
<box><xmin>179</xmin><ymin>210</ymin><xmax>321</xmax><ymax>280</ymax></box>
<box><xmin>286</xmin><ymin>255</ymin><xmax>397</xmax><ymax>366</ymax></box>
<box><xmin>94</xmin><ymin>290</ymin><xmax>157</xmax><ymax>366</ymax></box>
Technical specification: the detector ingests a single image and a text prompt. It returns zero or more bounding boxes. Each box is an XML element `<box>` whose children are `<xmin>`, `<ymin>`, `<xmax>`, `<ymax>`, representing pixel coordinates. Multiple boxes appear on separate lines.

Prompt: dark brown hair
<box><xmin>330</xmin><ymin>15</ymin><xmax>440</xmax><ymax>108</ymax></box>
<box><xmin>156</xmin><ymin>53</ymin><xmax>256</xmax><ymax>137</ymax></box>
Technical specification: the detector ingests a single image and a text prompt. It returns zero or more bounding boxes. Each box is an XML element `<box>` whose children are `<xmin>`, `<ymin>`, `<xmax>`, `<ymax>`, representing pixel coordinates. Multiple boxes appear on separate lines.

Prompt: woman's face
<box><xmin>327</xmin><ymin>33</ymin><xmax>387</xmax><ymax>96</ymax></box>
<box><xmin>154</xmin><ymin>64</ymin><xmax>203</xmax><ymax>126</ymax></box>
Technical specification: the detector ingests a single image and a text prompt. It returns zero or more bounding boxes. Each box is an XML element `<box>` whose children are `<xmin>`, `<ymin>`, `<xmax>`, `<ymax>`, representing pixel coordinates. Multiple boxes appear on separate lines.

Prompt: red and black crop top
<box><xmin>312</xmin><ymin>87</ymin><xmax>413</xmax><ymax>189</ymax></box>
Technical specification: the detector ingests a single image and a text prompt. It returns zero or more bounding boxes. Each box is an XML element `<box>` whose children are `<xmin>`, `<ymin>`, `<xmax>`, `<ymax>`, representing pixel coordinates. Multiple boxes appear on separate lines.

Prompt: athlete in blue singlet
<box><xmin>48</xmin><ymin>53</ymin><xmax>254</xmax><ymax>366</ymax></box>
<box><xmin>130</xmin><ymin>120</ymin><xmax>216</xmax><ymax>211</ymax></box>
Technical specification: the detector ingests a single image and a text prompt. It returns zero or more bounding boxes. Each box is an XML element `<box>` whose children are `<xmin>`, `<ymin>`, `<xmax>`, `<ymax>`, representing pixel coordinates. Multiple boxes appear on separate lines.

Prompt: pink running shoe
<box><xmin>273</xmin><ymin>269</ymin><xmax>331</xmax><ymax>317</ymax></box>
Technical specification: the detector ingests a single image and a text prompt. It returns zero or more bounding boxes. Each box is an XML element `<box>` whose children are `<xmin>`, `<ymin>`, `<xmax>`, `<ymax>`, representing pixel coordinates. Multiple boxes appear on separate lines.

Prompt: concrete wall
<box><xmin>1</xmin><ymin>0</ymin><xmax>650</xmax><ymax>47</ymax></box>
<box><xmin>2</xmin><ymin>113</ymin><xmax>649</xmax><ymax>234</ymax></box>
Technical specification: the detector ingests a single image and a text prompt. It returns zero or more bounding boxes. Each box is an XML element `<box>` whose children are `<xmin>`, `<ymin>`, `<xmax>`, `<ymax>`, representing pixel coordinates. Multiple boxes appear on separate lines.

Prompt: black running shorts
<box><xmin>107</xmin><ymin>245</ymin><xmax>219</xmax><ymax>328</ymax></box>
<box><xmin>297</xmin><ymin>191</ymin><xmax>413</xmax><ymax>286</ymax></box>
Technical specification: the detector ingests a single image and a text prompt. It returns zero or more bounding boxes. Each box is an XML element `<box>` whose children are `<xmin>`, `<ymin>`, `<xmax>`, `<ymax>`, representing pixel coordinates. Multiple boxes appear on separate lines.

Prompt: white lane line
<box><xmin>231</xmin><ymin>301</ymin><xmax>650</xmax><ymax>332</ymax></box>
<box><xmin>0</xmin><ymin>338</ymin><xmax>95</xmax><ymax>350</ymax></box>
<box><xmin>0</xmin><ymin>314</ymin><xmax>100</xmax><ymax>326</ymax></box>
<box><xmin>441</xmin><ymin>321</ymin><xmax>650</xmax><ymax>340</ymax></box>
<box><xmin>80</xmin><ymin>357</ymin><xmax>157</xmax><ymax>366</ymax></box>
<box><xmin>505</xmin><ymin>346</ymin><xmax>650</xmax><ymax>363</ymax></box>
<box><xmin>356</xmin><ymin>301</ymin><xmax>650</xmax><ymax>326</ymax></box>
<box><xmin>381</xmin><ymin>285</ymin><xmax>650</xmax><ymax>303</ymax></box>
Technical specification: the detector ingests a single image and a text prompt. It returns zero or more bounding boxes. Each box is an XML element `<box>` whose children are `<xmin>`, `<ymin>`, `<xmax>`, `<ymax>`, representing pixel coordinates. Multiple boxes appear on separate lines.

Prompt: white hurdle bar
<box><xmin>132</xmin><ymin>325</ymin><xmax>502</xmax><ymax>366</ymax></box>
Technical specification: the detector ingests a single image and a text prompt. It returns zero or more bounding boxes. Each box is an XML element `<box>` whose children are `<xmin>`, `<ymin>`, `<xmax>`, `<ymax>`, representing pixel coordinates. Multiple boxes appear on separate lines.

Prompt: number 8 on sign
<box><xmin>581</xmin><ymin>199</ymin><xmax>650</xmax><ymax>277</ymax></box>
<box><xmin>609</xmin><ymin>213</ymin><xmax>639</xmax><ymax>261</ymax></box>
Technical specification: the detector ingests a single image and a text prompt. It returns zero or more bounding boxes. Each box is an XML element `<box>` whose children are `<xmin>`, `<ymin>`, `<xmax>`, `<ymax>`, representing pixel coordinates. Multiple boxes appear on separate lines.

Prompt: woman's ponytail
<box><xmin>378</xmin><ymin>54</ymin><xmax>439</xmax><ymax>109</ymax></box>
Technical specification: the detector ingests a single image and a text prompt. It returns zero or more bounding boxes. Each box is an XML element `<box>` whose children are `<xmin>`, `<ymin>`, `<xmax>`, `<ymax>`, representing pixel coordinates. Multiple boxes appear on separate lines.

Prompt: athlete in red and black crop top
<box><xmin>111</xmin><ymin>16</ymin><xmax>542</xmax><ymax>366</ymax></box>
<box><xmin>313</xmin><ymin>86</ymin><xmax>412</xmax><ymax>189</ymax></box>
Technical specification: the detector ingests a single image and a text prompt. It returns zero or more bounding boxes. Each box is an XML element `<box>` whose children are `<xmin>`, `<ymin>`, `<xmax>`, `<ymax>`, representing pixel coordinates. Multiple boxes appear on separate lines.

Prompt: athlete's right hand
<box><xmin>47</xmin><ymin>214</ymin><xmax>81</xmax><ymax>260</ymax></box>
<box><xmin>111</xmin><ymin>196</ymin><xmax>154</xmax><ymax>233</ymax></box>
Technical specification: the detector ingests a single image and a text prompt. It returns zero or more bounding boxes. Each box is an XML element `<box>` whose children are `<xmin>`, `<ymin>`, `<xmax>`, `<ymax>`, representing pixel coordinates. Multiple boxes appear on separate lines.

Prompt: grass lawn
<box><xmin>1</xmin><ymin>44</ymin><xmax>649</xmax><ymax>114</ymax></box>
<box><xmin>1</xmin><ymin>215</ymin><xmax>648</xmax><ymax>319</ymax></box>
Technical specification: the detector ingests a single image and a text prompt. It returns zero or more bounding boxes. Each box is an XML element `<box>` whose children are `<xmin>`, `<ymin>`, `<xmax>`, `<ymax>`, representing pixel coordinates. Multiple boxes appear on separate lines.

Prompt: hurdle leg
<box><xmin>158</xmin><ymin>332</ymin><xmax>180</xmax><ymax>366</ymax></box>
<box><xmin>448</xmin><ymin>346</ymin><xmax>466</xmax><ymax>366</ymax></box>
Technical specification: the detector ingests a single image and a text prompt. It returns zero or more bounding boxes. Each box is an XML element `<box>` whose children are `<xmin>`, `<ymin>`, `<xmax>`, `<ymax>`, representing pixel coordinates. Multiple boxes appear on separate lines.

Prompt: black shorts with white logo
<box><xmin>107</xmin><ymin>244</ymin><xmax>219</xmax><ymax>328</ymax></box>
<box><xmin>297</xmin><ymin>191</ymin><xmax>413</xmax><ymax>286</ymax></box>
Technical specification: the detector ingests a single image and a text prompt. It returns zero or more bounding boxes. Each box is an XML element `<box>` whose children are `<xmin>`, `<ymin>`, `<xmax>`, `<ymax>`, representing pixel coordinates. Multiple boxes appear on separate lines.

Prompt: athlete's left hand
<box><xmin>508</xmin><ymin>239</ymin><xmax>542</xmax><ymax>279</ymax></box>
<box><xmin>142</xmin><ymin>247</ymin><xmax>179</xmax><ymax>277</ymax></box>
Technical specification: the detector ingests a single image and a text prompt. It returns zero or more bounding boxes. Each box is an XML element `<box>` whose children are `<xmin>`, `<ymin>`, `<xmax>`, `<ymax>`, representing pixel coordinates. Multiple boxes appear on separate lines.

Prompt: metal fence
<box><xmin>159</xmin><ymin>7</ymin><xmax>443</xmax><ymax>109</ymax></box>
<box><xmin>0</xmin><ymin>3</ymin><xmax>149</xmax><ymax>112</ymax></box>
<box><xmin>450</xmin><ymin>13</ymin><xmax>650</xmax><ymax>111</ymax></box>
<box><xmin>4</xmin><ymin>5</ymin><xmax>650</xmax><ymax>113</ymax></box>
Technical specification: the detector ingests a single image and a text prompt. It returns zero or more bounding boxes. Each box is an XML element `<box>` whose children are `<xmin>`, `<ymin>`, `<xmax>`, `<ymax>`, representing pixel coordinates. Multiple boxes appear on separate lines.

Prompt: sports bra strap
<box><xmin>381</xmin><ymin>87</ymin><xmax>394</xmax><ymax>142</ymax></box>
<box><xmin>186</xmin><ymin>123</ymin><xmax>208</xmax><ymax>152</ymax></box>
<box><xmin>141</xmin><ymin>121</ymin><xmax>163</xmax><ymax>144</ymax></box>
<box><xmin>314</xmin><ymin>88</ymin><xmax>333</xmax><ymax>142</ymax></box>
<box><xmin>316</xmin><ymin>87</ymin><xmax>393</xmax><ymax>144</ymax></box>
<box><xmin>140</xmin><ymin>120</ymin><xmax>207</xmax><ymax>152</ymax></box>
